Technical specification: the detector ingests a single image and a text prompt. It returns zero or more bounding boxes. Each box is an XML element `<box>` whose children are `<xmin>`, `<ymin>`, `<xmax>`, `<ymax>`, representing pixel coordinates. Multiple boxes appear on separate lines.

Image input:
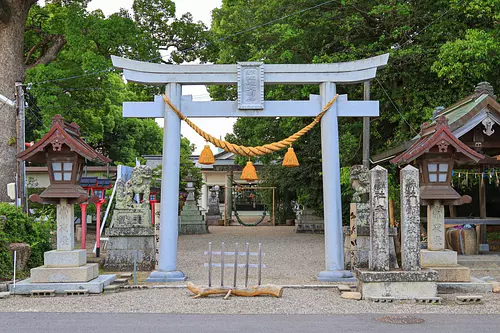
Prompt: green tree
<box><xmin>209</xmin><ymin>0</ymin><xmax>498</xmax><ymax>220</ymax></box>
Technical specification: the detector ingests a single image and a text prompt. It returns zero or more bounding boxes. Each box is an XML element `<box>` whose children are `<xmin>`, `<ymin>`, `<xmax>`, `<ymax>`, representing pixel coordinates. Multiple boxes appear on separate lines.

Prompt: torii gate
<box><xmin>112</xmin><ymin>54</ymin><xmax>389</xmax><ymax>282</ymax></box>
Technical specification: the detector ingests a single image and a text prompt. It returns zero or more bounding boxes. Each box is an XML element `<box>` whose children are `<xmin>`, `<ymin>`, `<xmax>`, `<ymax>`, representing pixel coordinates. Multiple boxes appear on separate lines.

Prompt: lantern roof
<box><xmin>391</xmin><ymin>115</ymin><xmax>484</xmax><ymax>165</ymax></box>
<box><xmin>17</xmin><ymin>114</ymin><xmax>111</xmax><ymax>164</ymax></box>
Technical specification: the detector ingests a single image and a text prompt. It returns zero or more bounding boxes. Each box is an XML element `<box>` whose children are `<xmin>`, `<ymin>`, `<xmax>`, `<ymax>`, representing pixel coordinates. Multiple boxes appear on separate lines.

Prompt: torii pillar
<box><xmin>112</xmin><ymin>55</ymin><xmax>389</xmax><ymax>282</ymax></box>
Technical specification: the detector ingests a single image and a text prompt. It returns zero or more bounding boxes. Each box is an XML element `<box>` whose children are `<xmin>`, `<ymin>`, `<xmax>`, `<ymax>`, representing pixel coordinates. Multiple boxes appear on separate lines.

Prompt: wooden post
<box><xmin>257</xmin><ymin>243</ymin><xmax>262</xmax><ymax>286</ymax></box>
<box><xmin>220</xmin><ymin>242</ymin><xmax>225</xmax><ymax>286</ymax></box>
<box><xmin>389</xmin><ymin>199</ymin><xmax>395</xmax><ymax>227</ymax></box>
<box><xmin>233</xmin><ymin>243</ymin><xmax>238</xmax><ymax>288</ymax></box>
<box><xmin>244</xmin><ymin>243</ymin><xmax>250</xmax><ymax>288</ymax></box>
<box><xmin>208</xmin><ymin>242</ymin><xmax>212</xmax><ymax>287</ymax></box>
<box><xmin>362</xmin><ymin>81</ymin><xmax>371</xmax><ymax>168</ymax></box>
<box><xmin>479</xmin><ymin>168</ymin><xmax>487</xmax><ymax>246</ymax></box>
<box><xmin>449</xmin><ymin>205</ymin><xmax>457</xmax><ymax>218</ymax></box>
<box><xmin>272</xmin><ymin>187</ymin><xmax>275</xmax><ymax>226</ymax></box>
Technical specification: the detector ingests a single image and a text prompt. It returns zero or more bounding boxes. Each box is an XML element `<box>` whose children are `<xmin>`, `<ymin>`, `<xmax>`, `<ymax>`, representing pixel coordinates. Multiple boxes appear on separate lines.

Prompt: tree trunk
<box><xmin>0</xmin><ymin>0</ymin><xmax>35</xmax><ymax>202</ymax></box>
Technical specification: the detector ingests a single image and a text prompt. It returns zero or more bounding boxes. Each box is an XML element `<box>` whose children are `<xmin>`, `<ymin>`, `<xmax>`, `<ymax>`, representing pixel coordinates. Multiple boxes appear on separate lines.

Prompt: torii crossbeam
<box><xmin>112</xmin><ymin>54</ymin><xmax>389</xmax><ymax>282</ymax></box>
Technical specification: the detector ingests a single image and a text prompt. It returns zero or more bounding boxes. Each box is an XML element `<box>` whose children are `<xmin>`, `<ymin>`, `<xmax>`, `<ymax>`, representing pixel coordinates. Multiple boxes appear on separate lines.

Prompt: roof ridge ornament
<box><xmin>474</xmin><ymin>82</ymin><xmax>496</xmax><ymax>100</ymax></box>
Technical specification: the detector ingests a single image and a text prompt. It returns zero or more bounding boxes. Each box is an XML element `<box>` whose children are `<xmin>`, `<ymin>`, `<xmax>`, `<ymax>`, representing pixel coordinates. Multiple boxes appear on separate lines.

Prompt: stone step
<box><xmin>31</xmin><ymin>289</ymin><xmax>56</xmax><ymax>297</ymax></box>
<box><xmin>437</xmin><ymin>277</ymin><xmax>492</xmax><ymax>294</ymax></box>
<box><xmin>113</xmin><ymin>278</ymin><xmax>129</xmax><ymax>285</ymax></box>
<box><xmin>455</xmin><ymin>295</ymin><xmax>483</xmax><ymax>304</ymax></box>
<box><xmin>103</xmin><ymin>285</ymin><xmax>120</xmax><ymax>293</ymax></box>
<box><xmin>415</xmin><ymin>297</ymin><xmax>442</xmax><ymax>304</ymax></box>
<box><xmin>337</xmin><ymin>285</ymin><xmax>352</xmax><ymax>293</ymax></box>
<box><xmin>0</xmin><ymin>292</ymin><xmax>10</xmax><ymax>299</ymax></box>
<box><xmin>64</xmin><ymin>289</ymin><xmax>89</xmax><ymax>297</ymax></box>
<box><xmin>119</xmin><ymin>273</ymin><xmax>133</xmax><ymax>279</ymax></box>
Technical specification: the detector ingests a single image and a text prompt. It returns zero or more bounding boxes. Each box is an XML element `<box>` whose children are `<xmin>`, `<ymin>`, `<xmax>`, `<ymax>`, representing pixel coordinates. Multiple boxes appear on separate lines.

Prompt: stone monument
<box><xmin>356</xmin><ymin>165</ymin><xmax>438</xmax><ymax>300</ymax></box>
<box><xmin>295</xmin><ymin>208</ymin><xmax>324</xmax><ymax>233</ymax></box>
<box><xmin>105</xmin><ymin>165</ymin><xmax>155</xmax><ymax>271</ymax></box>
<box><xmin>344</xmin><ymin>165</ymin><xmax>398</xmax><ymax>269</ymax></box>
<box><xmin>205</xmin><ymin>185</ymin><xmax>222</xmax><ymax>226</ymax></box>
<box><xmin>179</xmin><ymin>173</ymin><xmax>208</xmax><ymax>234</ymax></box>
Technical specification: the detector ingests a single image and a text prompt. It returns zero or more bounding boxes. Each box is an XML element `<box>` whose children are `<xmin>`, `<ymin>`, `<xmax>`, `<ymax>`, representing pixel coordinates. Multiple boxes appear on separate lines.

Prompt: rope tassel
<box><xmin>198</xmin><ymin>145</ymin><xmax>215</xmax><ymax>165</ymax></box>
<box><xmin>241</xmin><ymin>161</ymin><xmax>258</xmax><ymax>182</ymax></box>
<box><xmin>282</xmin><ymin>147</ymin><xmax>299</xmax><ymax>167</ymax></box>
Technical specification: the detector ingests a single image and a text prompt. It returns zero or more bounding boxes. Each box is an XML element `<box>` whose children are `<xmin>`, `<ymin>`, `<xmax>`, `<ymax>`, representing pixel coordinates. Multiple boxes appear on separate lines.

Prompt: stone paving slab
<box><xmin>9</xmin><ymin>274</ymin><xmax>116</xmax><ymax>295</ymax></box>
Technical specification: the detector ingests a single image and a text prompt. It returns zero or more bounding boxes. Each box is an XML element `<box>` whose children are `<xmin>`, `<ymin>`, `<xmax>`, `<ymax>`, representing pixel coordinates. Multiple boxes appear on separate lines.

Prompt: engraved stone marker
<box><xmin>427</xmin><ymin>201</ymin><xmax>445</xmax><ymax>251</ymax></box>
<box><xmin>237</xmin><ymin>62</ymin><xmax>264</xmax><ymax>110</ymax></box>
<box><xmin>369</xmin><ymin>166</ymin><xmax>389</xmax><ymax>271</ymax></box>
<box><xmin>56</xmin><ymin>199</ymin><xmax>74</xmax><ymax>251</ymax></box>
<box><xmin>400</xmin><ymin>165</ymin><xmax>421</xmax><ymax>271</ymax></box>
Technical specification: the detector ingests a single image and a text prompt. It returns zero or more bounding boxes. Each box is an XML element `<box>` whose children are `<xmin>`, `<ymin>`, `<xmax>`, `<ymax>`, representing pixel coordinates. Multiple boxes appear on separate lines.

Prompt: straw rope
<box><xmin>162</xmin><ymin>94</ymin><xmax>339</xmax><ymax>157</ymax></box>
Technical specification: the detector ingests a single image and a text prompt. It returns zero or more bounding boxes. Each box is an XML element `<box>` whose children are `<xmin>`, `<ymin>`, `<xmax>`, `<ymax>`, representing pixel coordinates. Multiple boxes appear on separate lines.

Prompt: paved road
<box><xmin>1</xmin><ymin>313</ymin><xmax>499</xmax><ymax>333</ymax></box>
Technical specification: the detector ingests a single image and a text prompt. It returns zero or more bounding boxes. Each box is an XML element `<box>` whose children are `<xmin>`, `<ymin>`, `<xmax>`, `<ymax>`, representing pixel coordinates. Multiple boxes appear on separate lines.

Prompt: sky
<box><xmin>85</xmin><ymin>0</ymin><xmax>233</xmax><ymax>154</ymax></box>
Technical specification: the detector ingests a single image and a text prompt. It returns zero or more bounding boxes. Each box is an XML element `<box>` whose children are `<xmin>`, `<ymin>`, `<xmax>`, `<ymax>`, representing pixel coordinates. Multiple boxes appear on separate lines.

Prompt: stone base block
<box><xmin>146</xmin><ymin>270</ymin><xmax>187</xmax><ymax>282</ymax></box>
<box><xmin>44</xmin><ymin>250</ymin><xmax>86</xmax><ymax>267</ymax></box>
<box><xmin>179</xmin><ymin>223</ymin><xmax>208</xmax><ymax>235</ymax></box>
<box><xmin>111</xmin><ymin>209</ymin><xmax>151</xmax><ymax>228</ymax></box>
<box><xmin>295</xmin><ymin>223</ymin><xmax>324</xmax><ymax>233</ymax></box>
<box><xmin>31</xmin><ymin>263</ymin><xmax>98</xmax><ymax>283</ymax></box>
<box><xmin>437</xmin><ymin>277</ymin><xmax>492</xmax><ymax>294</ymax></box>
<box><xmin>104</xmin><ymin>232</ymin><xmax>155</xmax><ymax>271</ymax></box>
<box><xmin>9</xmin><ymin>274</ymin><xmax>116</xmax><ymax>295</ymax></box>
<box><xmin>426</xmin><ymin>265</ymin><xmax>470</xmax><ymax>282</ymax></box>
<box><xmin>356</xmin><ymin>269</ymin><xmax>438</xmax><ymax>300</ymax></box>
<box><xmin>421</xmin><ymin>249</ymin><xmax>457</xmax><ymax>267</ymax></box>
<box><xmin>316</xmin><ymin>270</ymin><xmax>357</xmax><ymax>282</ymax></box>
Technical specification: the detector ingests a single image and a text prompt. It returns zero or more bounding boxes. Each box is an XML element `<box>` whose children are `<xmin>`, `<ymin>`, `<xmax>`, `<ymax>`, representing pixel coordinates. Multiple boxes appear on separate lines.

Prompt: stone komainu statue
<box><xmin>115</xmin><ymin>165</ymin><xmax>152</xmax><ymax>209</ymax></box>
<box><xmin>350</xmin><ymin>165</ymin><xmax>369</xmax><ymax>203</ymax></box>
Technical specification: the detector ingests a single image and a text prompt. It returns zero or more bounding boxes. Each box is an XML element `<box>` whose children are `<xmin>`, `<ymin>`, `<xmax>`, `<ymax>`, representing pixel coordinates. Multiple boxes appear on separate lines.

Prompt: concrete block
<box><xmin>44</xmin><ymin>250</ymin><xmax>86</xmax><ymax>267</ymax></box>
<box><xmin>31</xmin><ymin>263</ymin><xmax>98</xmax><ymax>283</ymax></box>
<box><xmin>426</xmin><ymin>265</ymin><xmax>470</xmax><ymax>282</ymax></box>
<box><xmin>341</xmin><ymin>292</ymin><xmax>361</xmax><ymax>300</ymax></box>
<box><xmin>31</xmin><ymin>290</ymin><xmax>55</xmax><ymax>297</ymax></box>
<box><xmin>64</xmin><ymin>289</ymin><xmax>89</xmax><ymax>296</ymax></box>
<box><xmin>455</xmin><ymin>295</ymin><xmax>483</xmax><ymax>304</ymax></box>
<box><xmin>0</xmin><ymin>292</ymin><xmax>10</xmax><ymax>299</ymax></box>
<box><xmin>10</xmin><ymin>274</ymin><xmax>116</xmax><ymax>295</ymax></box>
<box><xmin>359</xmin><ymin>281</ymin><xmax>437</xmax><ymax>300</ymax></box>
<box><xmin>367</xmin><ymin>297</ymin><xmax>395</xmax><ymax>303</ymax></box>
<box><xmin>421</xmin><ymin>249</ymin><xmax>457</xmax><ymax>267</ymax></box>
<box><xmin>119</xmin><ymin>273</ymin><xmax>133</xmax><ymax>278</ymax></box>
<box><xmin>415</xmin><ymin>297</ymin><xmax>442</xmax><ymax>304</ymax></box>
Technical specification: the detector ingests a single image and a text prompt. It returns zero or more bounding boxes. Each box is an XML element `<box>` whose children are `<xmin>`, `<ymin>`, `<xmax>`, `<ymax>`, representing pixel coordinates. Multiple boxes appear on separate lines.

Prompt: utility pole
<box><xmin>362</xmin><ymin>81</ymin><xmax>371</xmax><ymax>168</ymax></box>
<box><xmin>15</xmin><ymin>82</ymin><xmax>26</xmax><ymax>212</ymax></box>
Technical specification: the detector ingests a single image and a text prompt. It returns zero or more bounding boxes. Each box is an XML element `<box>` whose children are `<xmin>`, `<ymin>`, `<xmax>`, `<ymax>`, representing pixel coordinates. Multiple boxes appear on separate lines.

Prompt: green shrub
<box><xmin>0</xmin><ymin>203</ymin><xmax>54</xmax><ymax>280</ymax></box>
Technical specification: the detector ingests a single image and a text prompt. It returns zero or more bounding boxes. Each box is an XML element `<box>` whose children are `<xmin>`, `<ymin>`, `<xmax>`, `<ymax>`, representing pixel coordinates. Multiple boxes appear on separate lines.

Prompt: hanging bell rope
<box><xmin>162</xmin><ymin>94</ymin><xmax>339</xmax><ymax>157</ymax></box>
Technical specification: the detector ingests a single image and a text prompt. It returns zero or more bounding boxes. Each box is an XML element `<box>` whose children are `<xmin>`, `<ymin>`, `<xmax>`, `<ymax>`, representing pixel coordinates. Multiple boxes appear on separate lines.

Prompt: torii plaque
<box><xmin>112</xmin><ymin>54</ymin><xmax>389</xmax><ymax>282</ymax></box>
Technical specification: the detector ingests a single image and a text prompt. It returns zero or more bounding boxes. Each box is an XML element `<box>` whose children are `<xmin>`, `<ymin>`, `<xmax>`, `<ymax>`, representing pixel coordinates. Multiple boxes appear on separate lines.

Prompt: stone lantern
<box><xmin>392</xmin><ymin>116</ymin><xmax>484</xmax><ymax>281</ymax></box>
<box><xmin>14</xmin><ymin>115</ymin><xmax>114</xmax><ymax>294</ymax></box>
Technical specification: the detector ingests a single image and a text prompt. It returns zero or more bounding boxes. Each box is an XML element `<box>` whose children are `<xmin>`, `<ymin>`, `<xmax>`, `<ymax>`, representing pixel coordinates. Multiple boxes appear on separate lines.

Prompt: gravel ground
<box><xmin>176</xmin><ymin>226</ymin><xmax>326</xmax><ymax>286</ymax></box>
<box><xmin>1</xmin><ymin>289</ymin><xmax>499</xmax><ymax>315</ymax></box>
<box><xmin>2</xmin><ymin>226</ymin><xmax>500</xmax><ymax>314</ymax></box>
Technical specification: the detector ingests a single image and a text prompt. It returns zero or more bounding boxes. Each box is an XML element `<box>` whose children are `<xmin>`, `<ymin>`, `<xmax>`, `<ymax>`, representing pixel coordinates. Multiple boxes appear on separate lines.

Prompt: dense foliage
<box><xmin>0</xmin><ymin>204</ymin><xmax>53</xmax><ymax>279</ymax></box>
<box><xmin>208</xmin><ymin>0</ymin><xmax>499</xmax><ymax>222</ymax></box>
<box><xmin>24</xmin><ymin>0</ymin><xmax>209</xmax><ymax>166</ymax></box>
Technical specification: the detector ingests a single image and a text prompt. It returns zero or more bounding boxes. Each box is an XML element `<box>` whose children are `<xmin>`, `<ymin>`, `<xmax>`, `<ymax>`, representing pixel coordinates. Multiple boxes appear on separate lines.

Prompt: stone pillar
<box><xmin>369</xmin><ymin>166</ymin><xmax>389</xmax><ymax>271</ymax></box>
<box><xmin>56</xmin><ymin>199</ymin><xmax>74</xmax><ymax>251</ymax></box>
<box><xmin>400</xmin><ymin>165</ymin><xmax>421</xmax><ymax>271</ymax></box>
<box><xmin>201</xmin><ymin>174</ymin><xmax>208</xmax><ymax>211</ymax></box>
<box><xmin>427</xmin><ymin>201</ymin><xmax>445</xmax><ymax>251</ymax></box>
<box><xmin>225</xmin><ymin>170</ymin><xmax>233</xmax><ymax>226</ymax></box>
<box><xmin>147</xmin><ymin>83</ymin><xmax>185</xmax><ymax>282</ymax></box>
<box><xmin>317</xmin><ymin>82</ymin><xmax>352</xmax><ymax>281</ymax></box>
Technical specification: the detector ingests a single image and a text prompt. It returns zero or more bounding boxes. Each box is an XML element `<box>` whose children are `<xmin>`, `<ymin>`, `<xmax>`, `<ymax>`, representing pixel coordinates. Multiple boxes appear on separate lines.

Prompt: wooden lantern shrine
<box><xmin>17</xmin><ymin>114</ymin><xmax>111</xmax><ymax>204</ymax></box>
<box><xmin>392</xmin><ymin>115</ymin><xmax>484</xmax><ymax>205</ymax></box>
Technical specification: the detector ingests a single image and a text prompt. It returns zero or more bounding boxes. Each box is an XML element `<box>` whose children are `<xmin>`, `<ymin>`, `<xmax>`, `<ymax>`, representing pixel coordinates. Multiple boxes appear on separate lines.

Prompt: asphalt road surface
<box><xmin>1</xmin><ymin>313</ymin><xmax>498</xmax><ymax>333</ymax></box>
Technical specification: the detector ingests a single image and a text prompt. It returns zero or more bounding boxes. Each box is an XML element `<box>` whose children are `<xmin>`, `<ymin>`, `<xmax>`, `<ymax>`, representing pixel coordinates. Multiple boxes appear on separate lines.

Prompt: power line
<box><xmin>375</xmin><ymin>77</ymin><xmax>419</xmax><ymax>136</ymax></box>
<box><xmin>28</xmin><ymin>0</ymin><xmax>338</xmax><ymax>86</ymax></box>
